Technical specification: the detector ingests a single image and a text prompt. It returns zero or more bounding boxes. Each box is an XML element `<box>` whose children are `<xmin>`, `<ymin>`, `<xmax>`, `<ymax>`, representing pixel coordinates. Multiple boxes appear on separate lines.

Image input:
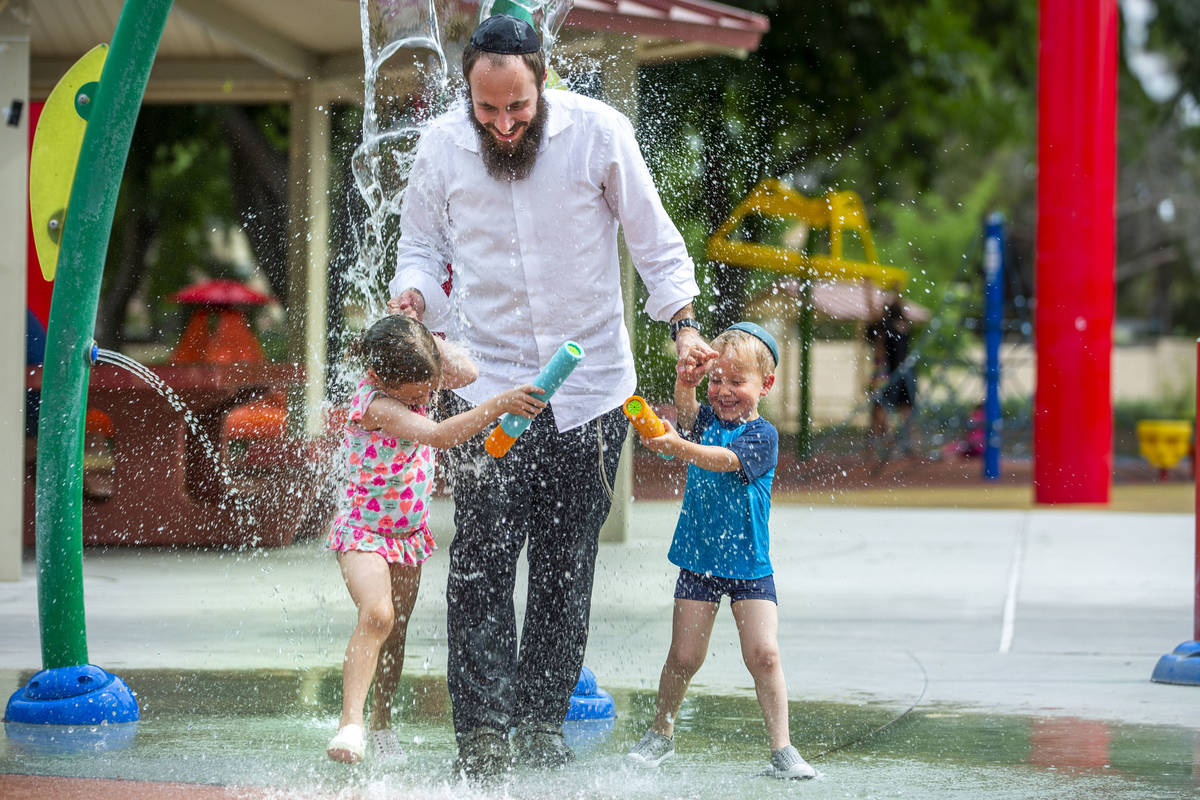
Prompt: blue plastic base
<box><xmin>563</xmin><ymin>716</ymin><xmax>615</xmax><ymax>750</ymax></box>
<box><xmin>4</xmin><ymin>664</ymin><xmax>139</xmax><ymax>724</ymax></box>
<box><xmin>1150</xmin><ymin>641</ymin><xmax>1200</xmax><ymax>686</ymax></box>
<box><xmin>567</xmin><ymin>665</ymin><xmax>615</xmax><ymax>721</ymax></box>
<box><xmin>563</xmin><ymin>665</ymin><xmax>615</xmax><ymax>750</ymax></box>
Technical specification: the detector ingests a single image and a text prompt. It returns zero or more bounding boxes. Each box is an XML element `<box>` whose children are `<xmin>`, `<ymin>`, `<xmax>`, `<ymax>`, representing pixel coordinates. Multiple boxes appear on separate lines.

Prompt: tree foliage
<box><xmin>1120</xmin><ymin>0</ymin><xmax>1200</xmax><ymax>337</ymax></box>
<box><xmin>633</xmin><ymin>0</ymin><xmax>1039</xmax><ymax>399</ymax></box>
<box><xmin>630</xmin><ymin>0</ymin><xmax>1200</xmax><ymax>406</ymax></box>
<box><xmin>95</xmin><ymin>0</ymin><xmax>1200</xmax><ymax>390</ymax></box>
<box><xmin>99</xmin><ymin>105</ymin><xmax>289</xmax><ymax>351</ymax></box>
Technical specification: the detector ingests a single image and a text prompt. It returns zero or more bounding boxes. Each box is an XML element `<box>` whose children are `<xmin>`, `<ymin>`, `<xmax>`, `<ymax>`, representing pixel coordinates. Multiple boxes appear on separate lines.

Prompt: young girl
<box><xmin>325</xmin><ymin>314</ymin><xmax>545</xmax><ymax>763</ymax></box>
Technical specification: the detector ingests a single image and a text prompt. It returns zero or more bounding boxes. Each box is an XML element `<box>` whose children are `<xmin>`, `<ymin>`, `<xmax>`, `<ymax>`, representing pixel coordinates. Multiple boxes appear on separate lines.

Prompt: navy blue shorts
<box><xmin>674</xmin><ymin>568</ymin><xmax>777</xmax><ymax>605</ymax></box>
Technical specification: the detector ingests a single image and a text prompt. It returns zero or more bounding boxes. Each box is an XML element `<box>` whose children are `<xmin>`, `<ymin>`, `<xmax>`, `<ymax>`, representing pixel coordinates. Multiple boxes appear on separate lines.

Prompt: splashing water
<box><xmin>347</xmin><ymin>0</ymin><xmax>449</xmax><ymax>321</ymax></box>
<box><xmin>92</xmin><ymin>348</ymin><xmax>259</xmax><ymax>540</ymax></box>
<box><xmin>345</xmin><ymin>0</ymin><xmax>576</xmax><ymax>327</ymax></box>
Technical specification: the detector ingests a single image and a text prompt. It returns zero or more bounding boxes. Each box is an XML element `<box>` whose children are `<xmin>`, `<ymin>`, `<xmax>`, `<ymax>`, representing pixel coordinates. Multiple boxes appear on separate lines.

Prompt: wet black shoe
<box><xmin>453</xmin><ymin>726</ymin><xmax>511</xmax><ymax>783</ymax></box>
<box><xmin>513</xmin><ymin>720</ymin><xmax>575</xmax><ymax>768</ymax></box>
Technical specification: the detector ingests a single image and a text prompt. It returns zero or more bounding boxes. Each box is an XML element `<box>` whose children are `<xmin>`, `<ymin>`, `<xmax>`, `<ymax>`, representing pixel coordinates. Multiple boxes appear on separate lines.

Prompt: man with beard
<box><xmin>388</xmin><ymin>13</ymin><xmax>715</xmax><ymax>780</ymax></box>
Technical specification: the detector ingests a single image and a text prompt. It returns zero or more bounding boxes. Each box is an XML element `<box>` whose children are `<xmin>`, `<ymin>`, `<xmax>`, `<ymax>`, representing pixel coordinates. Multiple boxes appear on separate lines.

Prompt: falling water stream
<box><xmin>343</xmin><ymin>0</ymin><xmax>575</xmax><ymax>326</ymax></box>
<box><xmin>91</xmin><ymin>348</ymin><xmax>258</xmax><ymax>534</ymax></box>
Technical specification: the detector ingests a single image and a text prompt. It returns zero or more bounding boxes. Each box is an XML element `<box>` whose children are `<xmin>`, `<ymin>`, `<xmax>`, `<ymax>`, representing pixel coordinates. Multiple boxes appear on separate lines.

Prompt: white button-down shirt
<box><xmin>390</xmin><ymin>89</ymin><xmax>699</xmax><ymax>431</ymax></box>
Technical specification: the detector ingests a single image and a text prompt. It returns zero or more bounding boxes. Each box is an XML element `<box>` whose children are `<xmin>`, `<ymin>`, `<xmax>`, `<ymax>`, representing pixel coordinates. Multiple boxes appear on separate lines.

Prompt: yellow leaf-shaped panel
<box><xmin>30</xmin><ymin>44</ymin><xmax>108</xmax><ymax>281</ymax></box>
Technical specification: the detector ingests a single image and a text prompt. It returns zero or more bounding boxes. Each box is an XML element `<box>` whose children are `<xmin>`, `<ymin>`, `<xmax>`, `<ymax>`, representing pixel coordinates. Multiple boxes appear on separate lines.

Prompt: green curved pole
<box><xmin>797</xmin><ymin>281</ymin><xmax>813</xmax><ymax>460</ymax></box>
<box><xmin>36</xmin><ymin>0</ymin><xmax>174</xmax><ymax>669</ymax></box>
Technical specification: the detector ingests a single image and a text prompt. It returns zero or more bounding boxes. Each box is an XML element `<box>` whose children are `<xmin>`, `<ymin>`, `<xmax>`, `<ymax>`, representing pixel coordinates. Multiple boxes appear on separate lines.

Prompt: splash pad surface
<box><xmin>2</xmin><ymin>669</ymin><xmax>1198</xmax><ymax>799</ymax></box>
<box><xmin>3</xmin><ymin>503</ymin><xmax>1199</xmax><ymax>798</ymax></box>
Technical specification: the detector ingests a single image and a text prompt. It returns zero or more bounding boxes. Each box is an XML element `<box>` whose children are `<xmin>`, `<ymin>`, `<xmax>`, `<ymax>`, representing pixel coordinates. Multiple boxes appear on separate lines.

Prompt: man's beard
<box><xmin>468</xmin><ymin>93</ymin><xmax>548</xmax><ymax>181</ymax></box>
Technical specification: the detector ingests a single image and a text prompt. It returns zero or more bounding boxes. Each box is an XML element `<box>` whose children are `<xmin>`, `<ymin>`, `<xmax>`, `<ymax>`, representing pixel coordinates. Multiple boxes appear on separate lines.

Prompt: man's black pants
<box><xmin>439</xmin><ymin>393</ymin><xmax>627</xmax><ymax>741</ymax></box>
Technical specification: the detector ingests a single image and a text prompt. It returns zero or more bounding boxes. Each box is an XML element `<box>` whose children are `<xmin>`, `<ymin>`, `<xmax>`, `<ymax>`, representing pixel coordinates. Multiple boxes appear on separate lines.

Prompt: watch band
<box><xmin>669</xmin><ymin>318</ymin><xmax>701</xmax><ymax>341</ymax></box>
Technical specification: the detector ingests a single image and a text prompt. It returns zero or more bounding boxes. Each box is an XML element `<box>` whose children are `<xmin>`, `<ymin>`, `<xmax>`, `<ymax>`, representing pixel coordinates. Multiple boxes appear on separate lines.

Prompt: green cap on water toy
<box><xmin>487</xmin><ymin>0</ymin><xmax>538</xmax><ymax>26</ymax></box>
<box><xmin>724</xmin><ymin>321</ymin><xmax>779</xmax><ymax>369</ymax></box>
<box><xmin>470</xmin><ymin>12</ymin><xmax>542</xmax><ymax>54</ymax></box>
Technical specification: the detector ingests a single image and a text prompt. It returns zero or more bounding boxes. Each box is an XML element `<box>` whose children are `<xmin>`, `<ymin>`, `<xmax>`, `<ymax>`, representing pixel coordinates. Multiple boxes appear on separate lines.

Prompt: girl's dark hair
<box><xmin>354</xmin><ymin>315</ymin><xmax>441</xmax><ymax>386</ymax></box>
<box><xmin>462</xmin><ymin>45</ymin><xmax>546</xmax><ymax>91</ymax></box>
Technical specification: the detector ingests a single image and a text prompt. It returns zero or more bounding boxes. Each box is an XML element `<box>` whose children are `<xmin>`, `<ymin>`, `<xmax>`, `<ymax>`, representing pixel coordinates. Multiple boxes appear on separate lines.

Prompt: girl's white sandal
<box><xmin>327</xmin><ymin>723</ymin><xmax>366</xmax><ymax>763</ymax></box>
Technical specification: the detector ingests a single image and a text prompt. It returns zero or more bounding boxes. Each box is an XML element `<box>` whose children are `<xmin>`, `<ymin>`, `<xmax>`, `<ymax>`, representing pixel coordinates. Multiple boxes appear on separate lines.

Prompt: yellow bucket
<box><xmin>1135</xmin><ymin>420</ymin><xmax>1193</xmax><ymax>476</ymax></box>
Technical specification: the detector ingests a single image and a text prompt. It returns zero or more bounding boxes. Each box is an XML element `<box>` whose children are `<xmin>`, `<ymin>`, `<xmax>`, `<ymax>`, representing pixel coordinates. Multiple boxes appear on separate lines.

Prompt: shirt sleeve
<box><xmin>390</xmin><ymin>132</ymin><xmax>454</xmax><ymax>330</ymax></box>
<box><xmin>601</xmin><ymin>112</ymin><xmax>699</xmax><ymax>322</ymax></box>
<box><xmin>727</xmin><ymin>418</ymin><xmax>779</xmax><ymax>484</ymax></box>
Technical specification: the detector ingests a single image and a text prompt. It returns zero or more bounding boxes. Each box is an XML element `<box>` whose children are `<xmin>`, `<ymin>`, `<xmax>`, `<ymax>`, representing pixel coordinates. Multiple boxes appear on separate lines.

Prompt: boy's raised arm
<box><xmin>674</xmin><ymin>373</ymin><xmax>701</xmax><ymax>434</ymax></box>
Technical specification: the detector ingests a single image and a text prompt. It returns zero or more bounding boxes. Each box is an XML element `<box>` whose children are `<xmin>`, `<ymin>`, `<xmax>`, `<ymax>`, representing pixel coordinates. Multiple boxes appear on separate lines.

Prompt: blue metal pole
<box><xmin>983</xmin><ymin>213</ymin><xmax>1005</xmax><ymax>481</ymax></box>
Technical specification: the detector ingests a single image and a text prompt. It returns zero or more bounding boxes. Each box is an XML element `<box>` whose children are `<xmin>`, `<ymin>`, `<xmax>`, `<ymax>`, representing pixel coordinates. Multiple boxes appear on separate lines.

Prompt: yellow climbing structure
<box><xmin>706</xmin><ymin>178</ymin><xmax>909</xmax><ymax>289</ymax></box>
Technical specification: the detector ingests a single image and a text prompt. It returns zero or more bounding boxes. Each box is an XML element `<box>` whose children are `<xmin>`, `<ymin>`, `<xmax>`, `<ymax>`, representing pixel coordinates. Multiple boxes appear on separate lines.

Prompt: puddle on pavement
<box><xmin>2</xmin><ymin>669</ymin><xmax>1197</xmax><ymax>798</ymax></box>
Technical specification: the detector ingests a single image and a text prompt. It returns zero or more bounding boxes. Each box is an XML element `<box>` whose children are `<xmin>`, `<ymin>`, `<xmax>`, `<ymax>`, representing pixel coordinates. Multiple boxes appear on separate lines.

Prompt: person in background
<box><xmin>867</xmin><ymin>300</ymin><xmax>916</xmax><ymax>451</ymax></box>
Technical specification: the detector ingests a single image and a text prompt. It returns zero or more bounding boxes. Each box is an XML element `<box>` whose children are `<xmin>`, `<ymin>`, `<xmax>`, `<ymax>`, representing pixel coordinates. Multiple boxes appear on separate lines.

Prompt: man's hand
<box><xmin>674</xmin><ymin>326</ymin><xmax>718</xmax><ymax>385</ymax></box>
<box><xmin>387</xmin><ymin>288</ymin><xmax>426</xmax><ymax>321</ymax></box>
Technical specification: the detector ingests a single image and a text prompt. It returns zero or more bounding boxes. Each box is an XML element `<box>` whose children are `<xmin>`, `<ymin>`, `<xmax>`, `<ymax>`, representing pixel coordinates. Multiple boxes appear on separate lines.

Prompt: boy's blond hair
<box><xmin>711</xmin><ymin>329</ymin><xmax>776</xmax><ymax>377</ymax></box>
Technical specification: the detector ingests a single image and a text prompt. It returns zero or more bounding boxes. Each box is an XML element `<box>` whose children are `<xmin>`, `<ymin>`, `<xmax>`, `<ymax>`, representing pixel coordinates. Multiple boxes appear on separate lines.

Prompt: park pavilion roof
<box><xmin>29</xmin><ymin>0</ymin><xmax>769</xmax><ymax>102</ymax></box>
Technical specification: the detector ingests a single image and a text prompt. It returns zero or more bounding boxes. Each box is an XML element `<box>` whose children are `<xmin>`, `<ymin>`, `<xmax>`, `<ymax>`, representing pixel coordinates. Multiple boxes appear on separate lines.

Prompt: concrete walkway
<box><xmin>2</xmin><ymin>500</ymin><xmax>1195</xmax><ymax>731</ymax></box>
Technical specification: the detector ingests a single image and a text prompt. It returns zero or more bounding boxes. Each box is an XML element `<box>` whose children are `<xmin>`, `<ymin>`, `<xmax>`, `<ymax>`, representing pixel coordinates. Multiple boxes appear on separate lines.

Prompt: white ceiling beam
<box><xmin>173</xmin><ymin>0</ymin><xmax>317</xmax><ymax>80</ymax></box>
<box><xmin>32</xmin><ymin>57</ymin><xmax>295</xmax><ymax>102</ymax></box>
<box><xmin>636</xmin><ymin>39</ymin><xmax>746</xmax><ymax>64</ymax></box>
<box><xmin>322</xmin><ymin>52</ymin><xmax>371</xmax><ymax>83</ymax></box>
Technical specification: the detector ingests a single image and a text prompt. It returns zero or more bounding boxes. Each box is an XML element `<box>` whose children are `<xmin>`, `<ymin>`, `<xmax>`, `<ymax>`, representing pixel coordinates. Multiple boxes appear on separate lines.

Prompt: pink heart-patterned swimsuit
<box><xmin>325</xmin><ymin>378</ymin><xmax>436</xmax><ymax>565</ymax></box>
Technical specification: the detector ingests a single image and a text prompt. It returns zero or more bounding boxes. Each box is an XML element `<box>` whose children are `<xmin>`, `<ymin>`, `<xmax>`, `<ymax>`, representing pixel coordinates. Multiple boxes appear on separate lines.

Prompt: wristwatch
<box><xmin>669</xmin><ymin>318</ymin><xmax>702</xmax><ymax>341</ymax></box>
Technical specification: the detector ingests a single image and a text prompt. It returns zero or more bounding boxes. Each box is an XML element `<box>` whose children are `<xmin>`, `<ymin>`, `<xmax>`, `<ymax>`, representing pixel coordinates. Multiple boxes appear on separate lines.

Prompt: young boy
<box><xmin>625</xmin><ymin>322</ymin><xmax>815</xmax><ymax>780</ymax></box>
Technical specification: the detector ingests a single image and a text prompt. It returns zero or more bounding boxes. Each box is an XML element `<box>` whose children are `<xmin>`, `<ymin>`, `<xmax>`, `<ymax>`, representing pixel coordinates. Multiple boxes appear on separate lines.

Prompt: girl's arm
<box><xmin>639</xmin><ymin>420</ymin><xmax>741</xmax><ymax>473</ymax></box>
<box><xmin>436</xmin><ymin>338</ymin><xmax>479</xmax><ymax>390</ymax></box>
<box><xmin>361</xmin><ymin>385</ymin><xmax>545</xmax><ymax>450</ymax></box>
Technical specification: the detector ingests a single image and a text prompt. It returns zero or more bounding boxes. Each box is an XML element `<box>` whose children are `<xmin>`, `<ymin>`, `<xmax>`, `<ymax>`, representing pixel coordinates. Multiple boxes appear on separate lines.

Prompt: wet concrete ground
<box><xmin>4</xmin><ymin>669</ymin><xmax>1198</xmax><ymax>798</ymax></box>
<box><xmin>1</xmin><ymin>501</ymin><xmax>1198</xmax><ymax>797</ymax></box>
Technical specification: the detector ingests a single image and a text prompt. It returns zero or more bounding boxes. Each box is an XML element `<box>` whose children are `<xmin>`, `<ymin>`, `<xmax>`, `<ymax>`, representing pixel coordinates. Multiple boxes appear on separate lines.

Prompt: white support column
<box><xmin>286</xmin><ymin>81</ymin><xmax>331</xmax><ymax>435</ymax></box>
<box><xmin>600</xmin><ymin>35</ymin><xmax>640</xmax><ymax>544</ymax></box>
<box><xmin>0</xmin><ymin>1</ymin><xmax>30</xmax><ymax>581</ymax></box>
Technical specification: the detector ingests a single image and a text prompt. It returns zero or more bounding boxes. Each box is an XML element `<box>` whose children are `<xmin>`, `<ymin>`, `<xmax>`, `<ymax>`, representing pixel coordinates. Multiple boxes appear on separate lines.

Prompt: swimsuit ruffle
<box><xmin>325</xmin><ymin>519</ymin><xmax>436</xmax><ymax>566</ymax></box>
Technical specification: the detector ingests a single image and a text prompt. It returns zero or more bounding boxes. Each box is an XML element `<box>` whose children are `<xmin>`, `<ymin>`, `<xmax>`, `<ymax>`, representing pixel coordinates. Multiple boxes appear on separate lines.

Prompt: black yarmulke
<box><xmin>469</xmin><ymin>14</ymin><xmax>541</xmax><ymax>55</ymax></box>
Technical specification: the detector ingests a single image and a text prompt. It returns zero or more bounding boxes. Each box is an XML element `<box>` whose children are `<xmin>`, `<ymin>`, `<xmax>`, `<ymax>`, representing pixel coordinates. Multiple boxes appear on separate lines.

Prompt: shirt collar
<box><xmin>446</xmin><ymin>91</ymin><xmax>573</xmax><ymax>155</ymax></box>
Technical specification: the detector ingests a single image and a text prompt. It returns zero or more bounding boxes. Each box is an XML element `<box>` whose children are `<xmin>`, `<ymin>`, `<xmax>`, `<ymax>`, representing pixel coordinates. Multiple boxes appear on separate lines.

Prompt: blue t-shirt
<box><xmin>667</xmin><ymin>405</ymin><xmax>778</xmax><ymax>580</ymax></box>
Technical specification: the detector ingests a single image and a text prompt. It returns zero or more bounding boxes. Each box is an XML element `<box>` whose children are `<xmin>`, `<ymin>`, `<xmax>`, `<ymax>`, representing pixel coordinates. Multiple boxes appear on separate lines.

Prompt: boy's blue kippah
<box><xmin>724</xmin><ymin>321</ymin><xmax>779</xmax><ymax>368</ymax></box>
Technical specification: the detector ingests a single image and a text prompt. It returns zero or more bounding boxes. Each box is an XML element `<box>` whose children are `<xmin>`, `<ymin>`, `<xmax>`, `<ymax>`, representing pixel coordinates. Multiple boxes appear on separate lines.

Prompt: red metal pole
<box><xmin>1034</xmin><ymin>0</ymin><xmax>1117</xmax><ymax>504</ymax></box>
<box><xmin>1194</xmin><ymin>339</ymin><xmax>1199</xmax><ymax>642</ymax></box>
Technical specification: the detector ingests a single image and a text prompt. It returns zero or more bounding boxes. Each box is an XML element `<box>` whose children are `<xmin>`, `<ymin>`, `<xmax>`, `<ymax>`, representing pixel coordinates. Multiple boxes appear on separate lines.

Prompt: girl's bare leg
<box><xmin>337</xmin><ymin>551</ymin><xmax>395</xmax><ymax>730</ymax></box>
<box><xmin>650</xmin><ymin>599</ymin><xmax>719</xmax><ymax>738</ymax></box>
<box><xmin>369</xmin><ymin>562</ymin><xmax>422</xmax><ymax>731</ymax></box>
<box><xmin>732</xmin><ymin>598</ymin><xmax>790</xmax><ymax>751</ymax></box>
